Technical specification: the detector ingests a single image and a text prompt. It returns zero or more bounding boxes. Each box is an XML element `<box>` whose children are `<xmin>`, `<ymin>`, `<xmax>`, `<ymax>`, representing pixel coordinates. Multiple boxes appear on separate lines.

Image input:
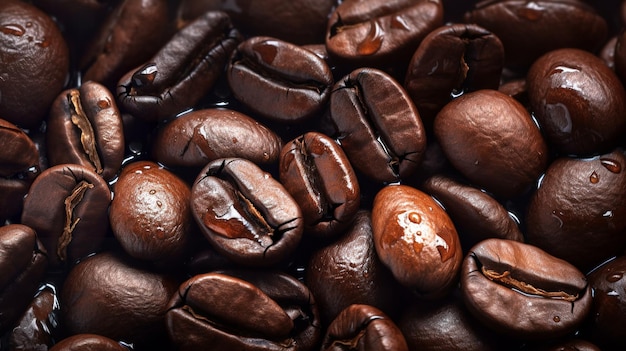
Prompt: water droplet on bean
<box><xmin>408</xmin><ymin>212</ymin><xmax>421</xmax><ymax>224</ymax></box>
<box><xmin>600</xmin><ymin>158</ymin><xmax>621</xmax><ymax>173</ymax></box>
<box><xmin>0</xmin><ymin>24</ymin><xmax>25</xmax><ymax>36</ymax></box>
<box><xmin>390</xmin><ymin>15</ymin><xmax>410</xmax><ymax>30</ymax></box>
<box><xmin>590</xmin><ymin>171</ymin><xmax>599</xmax><ymax>183</ymax></box>
<box><xmin>97</xmin><ymin>99</ymin><xmax>110</xmax><ymax>109</ymax></box>
<box><xmin>357</xmin><ymin>20</ymin><xmax>383</xmax><ymax>55</ymax></box>
<box><xmin>607</xmin><ymin>273</ymin><xmax>623</xmax><ymax>283</ymax></box>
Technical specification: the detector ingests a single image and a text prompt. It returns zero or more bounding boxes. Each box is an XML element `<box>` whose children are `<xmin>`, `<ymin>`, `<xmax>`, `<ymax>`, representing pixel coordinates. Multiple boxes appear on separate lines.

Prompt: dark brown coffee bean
<box><xmin>324</xmin><ymin>67</ymin><xmax>427</xmax><ymax>183</ymax></box>
<box><xmin>530</xmin><ymin>339</ymin><xmax>602</xmax><ymax>351</ymax></box>
<box><xmin>460</xmin><ymin>238</ymin><xmax>592</xmax><ymax>340</ymax></box>
<box><xmin>325</xmin><ymin>0</ymin><xmax>444</xmax><ymax>67</ymax></box>
<box><xmin>227</xmin><ymin>36</ymin><xmax>334</xmax><ymax>123</ymax></box>
<box><xmin>152</xmin><ymin>108</ymin><xmax>283</xmax><ymax>168</ymax></box>
<box><xmin>61</xmin><ymin>251</ymin><xmax>178</xmax><ymax>349</ymax></box>
<box><xmin>526</xmin><ymin>149</ymin><xmax>626</xmax><ymax>272</ymax></box>
<box><xmin>434</xmin><ymin>89</ymin><xmax>548</xmax><ymax>199</ymax></box>
<box><xmin>321</xmin><ymin>304</ymin><xmax>408</xmax><ymax>351</ymax></box>
<box><xmin>117</xmin><ymin>11</ymin><xmax>241</xmax><ymax>122</ymax></box>
<box><xmin>49</xmin><ymin>334</ymin><xmax>130</xmax><ymax>351</ymax></box>
<box><xmin>80</xmin><ymin>0</ymin><xmax>175</xmax><ymax>90</ymax></box>
<box><xmin>527</xmin><ymin>48</ymin><xmax>626</xmax><ymax>156</ymax></box>
<box><xmin>166</xmin><ymin>270</ymin><xmax>320</xmax><ymax>351</ymax></box>
<box><xmin>404</xmin><ymin>23</ymin><xmax>504</xmax><ymax>126</ymax></box>
<box><xmin>0</xmin><ymin>224</ymin><xmax>48</xmax><ymax>334</ymax></box>
<box><xmin>47</xmin><ymin>81</ymin><xmax>125</xmax><ymax>181</ymax></box>
<box><xmin>464</xmin><ymin>0</ymin><xmax>608</xmax><ymax>68</ymax></box>
<box><xmin>421</xmin><ymin>174</ymin><xmax>524</xmax><ymax>251</ymax></box>
<box><xmin>279</xmin><ymin>131</ymin><xmax>360</xmax><ymax>239</ymax></box>
<box><xmin>191</xmin><ymin>158</ymin><xmax>303</xmax><ymax>267</ymax></box>
<box><xmin>0</xmin><ymin>118</ymin><xmax>40</xmax><ymax>221</ymax></box>
<box><xmin>110</xmin><ymin>161</ymin><xmax>192</xmax><ymax>263</ymax></box>
<box><xmin>8</xmin><ymin>284</ymin><xmax>58</xmax><ymax>351</ymax></box>
<box><xmin>372</xmin><ymin>184</ymin><xmax>462</xmax><ymax>298</ymax></box>
<box><xmin>20</xmin><ymin>164</ymin><xmax>111</xmax><ymax>268</ymax></box>
<box><xmin>585</xmin><ymin>255</ymin><xmax>626</xmax><ymax>350</ymax></box>
<box><xmin>0</xmin><ymin>0</ymin><xmax>70</xmax><ymax>129</ymax></box>
<box><xmin>306</xmin><ymin>210</ymin><xmax>402</xmax><ymax>325</ymax></box>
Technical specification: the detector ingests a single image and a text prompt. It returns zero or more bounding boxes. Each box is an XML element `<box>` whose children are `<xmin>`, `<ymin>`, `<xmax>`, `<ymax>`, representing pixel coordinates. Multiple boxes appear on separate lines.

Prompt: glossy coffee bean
<box><xmin>324</xmin><ymin>67</ymin><xmax>427</xmax><ymax>183</ymax></box>
<box><xmin>527</xmin><ymin>48</ymin><xmax>626</xmax><ymax>156</ymax></box>
<box><xmin>227</xmin><ymin>36</ymin><xmax>334</xmax><ymax>123</ymax></box>
<box><xmin>191</xmin><ymin>158</ymin><xmax>303</xmax><ymax>267</ymax></box>
<box><xmin>279</xmin><ymin>132</ymin><xmax>360</xmax><ymax>239</ymax></box>
<box><xmin>178</xmin><ymin>0</ymin><xmax>337</xmax><ymax>45</ymax></box>
<box><xmin>0</xmin><ymin>224</ymin><xmax>48</xmax><ymax>334</ymax></box>
<box><xmin>0</xmin><ymin>0</ymin><xmax>70</xmax><ymax>129</ymax></box>
<box><xmin>585</xmin><ymin>255</ymin><xmax>626</xmax><ymax>350</ymax></box>
<box><xmin>7</xmin><ymin>284</ymin><xmax>58</xmax><ymax>351</ymax></box>
<box><xmin>464</xmin><ymin>0</ymin><xmax>608</xmax><ymax>68</ymax></box>
<box><xmin>421</xmin><ymin>174</ymin><xmax>524</xmax><ymax>251</ymax></box>
<box><xmin>47</xmin><ymin>80</ymin><xmax>125</xmax><ymax>181</ymax></box>
<box><xmin>166</xmin><ymin>270</ymin><xmax>320</xmax><ymax>351</ymax></box>
<box><xmin>306</xmin><ymin>210</ymin><xmax>402</xmax><ymax>325</ymax></box>
<box><xmin>152</xmin><ymin>108</ymin><xmax>283</xmax><ymax>168</ymax></box>
<box><xmin>60</xmin><ymin>251</ymin><xmax>178</xmax><ymax>349</ymax></box>
<box><xmin>461</xmin><ymin>238</ymin><xmax>592</xmax><ymax>340</ymax></box>
<box><xmin>21</xmin><ymin>164</ymin><xmax>111</xmax><ymax>268</ymax></box>
<box><xmin>117</xmin><ymin>11</ymin><xmax>241</xmax><ymax>122</ymax></box>
<box><xmin>526</xmin><ymin>149</ymin><xmax>626</xmax><ymax>271</ymax></box>
<box><xmin>404</xmin><ymin>23</ymin><xmax>504</xmax><ymax>126</ymax></box>
<box><xmin>325</xmin><ymin>0</ymin><xmax>444</xmax><ymax>67</ymax></box>
<box><xmin>80</xmin><ymin>0</ymin><xmax>175</xmax><ymax>90</ymax></box>
<box><xmin>0</xmin><ymin>118</ymin><xmax>40</xmax><ymax>221</ymax></box>
<box><xmin>434</xmin><ymin>89</ymin><xmax>548</xmax><ymax>199</ymax></box>
<box><xmin>110</xmin><ymin>161</ymin><xmax>192</xmax><ymax>263</ymax></box>
<box><xmin>49</xmin><ymin>334</ymin><xmax>130</xmax><ymax>351</ymax></box>
<box><xmin>321</xmin><ymin>304</ymin><xmax>408</xmax><ymax>351</ymax></box>
<box><xmin>371</xmin><ymin>184</ymin><xmax>462</xmax><ymax>298</ymax></box>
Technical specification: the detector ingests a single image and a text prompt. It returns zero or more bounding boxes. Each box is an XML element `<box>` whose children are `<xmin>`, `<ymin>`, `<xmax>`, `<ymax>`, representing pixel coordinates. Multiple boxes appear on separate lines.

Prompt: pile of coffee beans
<box><xmin>2</xmin><ymin>0</ymin><xmax>626</xmax><ymax>350</ymax></box>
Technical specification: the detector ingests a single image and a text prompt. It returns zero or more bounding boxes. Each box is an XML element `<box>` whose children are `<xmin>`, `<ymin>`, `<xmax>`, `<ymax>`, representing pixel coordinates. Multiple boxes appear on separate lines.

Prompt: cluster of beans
<box><xmin>2</xmin><ymin>0</ymin><xmax>626</xmax><ymax>350</ymax></box>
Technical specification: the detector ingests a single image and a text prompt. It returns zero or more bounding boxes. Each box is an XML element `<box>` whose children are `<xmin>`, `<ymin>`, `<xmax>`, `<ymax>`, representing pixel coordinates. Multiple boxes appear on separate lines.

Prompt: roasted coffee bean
<box><xmin>20</xmin><ymin>164</ymin><xmax>111</xmax><ymax>268</ymax></box>
<box><xmin>321</xmin><ymin>304</ymin><xmax>408</xmax><ymax>351</ymax></box>
<box><xmin>527</xmin><ymin>48</ymin><xmax>626</xmax><ymax>156</ymax></box>
<box><xmin>421</xmin><ymin>174</ymin><xmax>524</xmax><ymax>251</ymax></box>
<box><xmin>152</xmin><ymin>108</ymin><xmax>283</xmax><ymax>168</ymax></box>
<box><xmin>434</xmin><ymin>89</ymin><xmax>548</xmax><ymax>199</ymax></box>
<box><xmin>191</xmin><ymin>158</ymin><xmax>303</xmax><ymax>267</ymax></box>
<box><xmin>49</xmin><ymin>334</ymin><xmax>130</xmax><ymax>351</ymax></box>
<box><xmin>279</xmin><ymin>132</ymin><xmax>360</xmax><ymax>239</ymax></box>
<box><xmin>61</xmin><ymin>251</ymin><xmax>178</xmax><ymax>349</ymax></box>
<box><xmin>80</xmin><ymin>0</ymin><xmax>175</xmax><ymax>90</ymax></box>
<box><xmin>166</xmin><ymin>270</ymin><xmax>320</xmax><ymax>351</ymax></box>
<box><xmin>371</xmin><ymin>184</ymin><xmax>462</xmax><ymax>298</ymax></box>
<box><xmin>526</xmin><ymin>149</ymin><xmax>626</xmax><ymax>272</ymax></box>
<box><xmin>324</xmin><ymin>67</ymin><xmax>427</xmax><ymax>184</ymax></box>
<box><xmin>404</xmin><ymin>23</ymin><xmax>504</xmax><ymax>125</ymax></box>
<box><xmin>227</xmin><ymin>36</ymin><xmax>334</xmax><ymax>123</ymax></box>
<box><xmin>464</xmin><ymin>0</ymin><xmax>608</xmax><ymax>68</ymax></box>
<box><xmin>585</xmin><ymin>255</ymin><xmax>626</xmax><ymax>350</ymax></box>
<box><xmin>0</xmin><ymin>118</ymin><xmax>40</xmax><ymax>221</ymax></box>
<box><xmin>306</xmin><ymin>210</ymin><xmax>402</xmax><ymax>325</ymax></box>
<box><xmin>398</xmin><ymin>293</ymin><xmax>507</xmax><ymax>351</ymax></box>
<box><xmin>177</xmin><ymin>0</ymin><xmax>338</xmax><ymax>45</ymax></box>
<box><xmin>0</xmin><ymin>0</ymin><xmax>70</xmax><ymax>129</ymax></box>
<box><xmin>0</xmin><ymin>224</ymin><xmax>48</xmax><ymax>334</ymax></box>
<box><xmin>460</xmin><ymin>238</ymin><xmax>592</xmax><ymax>340</ymax></box>
<box><xmin>110</xmin><ymin>161</ymin><xmax>192</xmax><ymax>263</ymax></box>
<box><xmin>528</xmin><ymin>339</ymin><xmax>602</xmax><ymax>351</ymax></box>
<box><xmin>47</xmin><ymin>81</ymin><xmax>125</xmax><ymax>181</ymax></box>
<box><xmin>117</xmin><ymin>11</ymin><xmax>241</xmax><ymax>122</ymax></box>
<box><xmin>7</xmin><ymin>284</ymin><xmax>59</xmax><ymax>351</ymax></box>
<box><xmin>325</xmin><ymin>0</ymin><xmax>444</xmax><ymax>67</ymax></box>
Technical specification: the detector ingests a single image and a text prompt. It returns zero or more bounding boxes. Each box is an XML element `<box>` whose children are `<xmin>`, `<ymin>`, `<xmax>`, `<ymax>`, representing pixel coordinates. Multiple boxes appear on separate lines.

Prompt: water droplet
<box><xmin>607</xmin><ymin>273</ymin><xmax>623</xmax><ymax>282</ymax></box>
<box><xmin>36</xmin><ymin>39</ymin><xmax>49</xmax><ymax>48</ymax></box>
<box><xmin>600</xmin><ymin>158</ymin><xmax>621</xmax><ymax>173</ymax></box>
<box><xmin>156</xmin><ymin>200</ymin><xmax>162</xmax><ymax>207</ymax></box>
<box><xmin>149</xmin><ymin>189</ymin><xmax>156</xmax><ymax>195</ymax></box>
<box><xmin>517</xmin><ymin>2</ymin><xmax>544</xmax><ymax>21</ymax></box>
<box><xmin>590</xmin><ymin>171</ymin><xmax>599</xmax><ymax>183</ymax></box>
<box><xmin>607</xmin><ymin>290</ymin><xmax>620</xmax><ymax>296</ymax></box>
<box><xmin>408</xmin><ymin>212</ymin><xmax>421</xmax><ymax>224</ymax></box>
<box><xmin>253</xmin><ymin>39</ymin><xmax>279</xmax><ymax>64</ymax></box>
<box><xmin>132</xmin><ymin>63</ymin><xmax>158</xmax><ymax>87</ymax></box>
<box><xmin>357</xmin><ymin>20</ymin><xmax>384</xmax><ymax>56</ymax></box>
<box><xmin>0</xmin><ymin>24</ymin><xmax>25</xmax><ymax>36</ymax></box>
<box><xmin>97</xmin><ymin>99</ymin><xmax>110</xmax><ymax>109</ymax></box>
<box><xmin>551</xmin><ymin>210</ymin><xmax>564</xmax><ymax>228</ymax></box>
<box><xmin>553</xmin><ymin>316</ymin><xmax>560</xmax><ymax>323</ymax></box>
<box><xmin>390</xmin><ymin>15</ymin><xmax>410</xmax><ymax>31</ymax></box>
<box><xmin>25</xmin><ymin>22</ymin><xmax>32</xmax><ymax>28</ymax></box>
<box><xmin>603</xmin><ymin>210</ymin><xmax>614</xmax><ymax>218</ymax></box>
